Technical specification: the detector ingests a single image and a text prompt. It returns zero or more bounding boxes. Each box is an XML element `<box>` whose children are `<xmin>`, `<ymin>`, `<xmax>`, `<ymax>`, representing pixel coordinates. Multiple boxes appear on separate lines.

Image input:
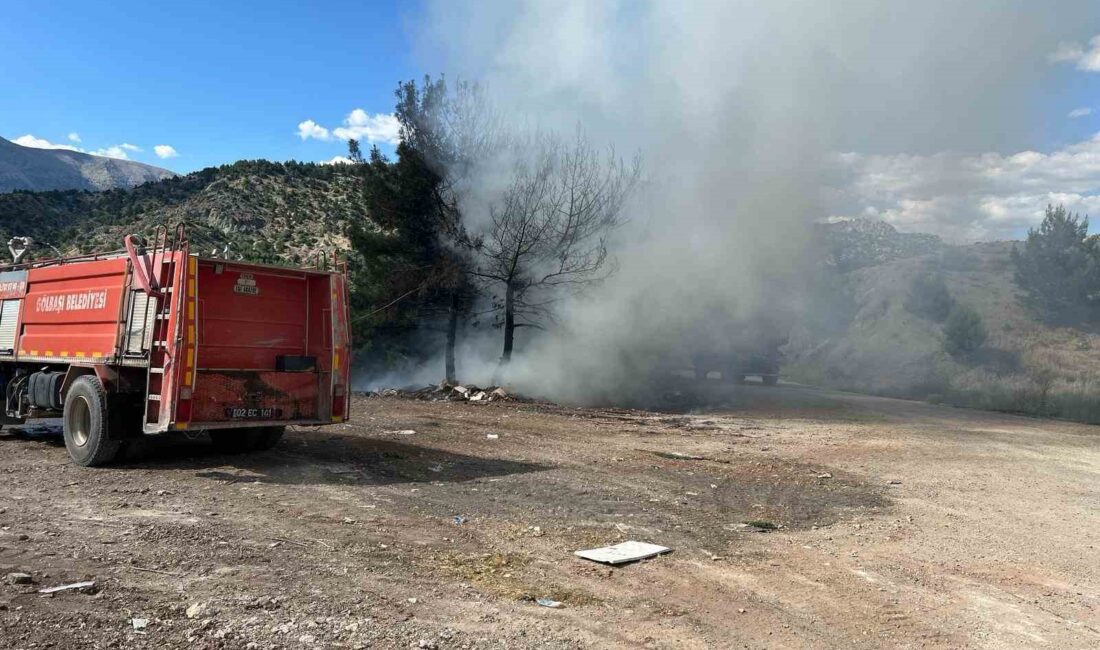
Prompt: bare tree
<box><xmin>474</xmin><ymin>130</ymin><xmax>641</xmax><ymax>380</ymax></box>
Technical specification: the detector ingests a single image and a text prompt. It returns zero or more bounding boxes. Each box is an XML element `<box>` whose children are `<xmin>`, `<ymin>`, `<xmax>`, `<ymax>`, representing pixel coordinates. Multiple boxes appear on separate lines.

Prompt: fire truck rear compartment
<box><xmin>186</xmin><ymin>262</ymin><xmax>338</xmax><ymax>428</ymax></box>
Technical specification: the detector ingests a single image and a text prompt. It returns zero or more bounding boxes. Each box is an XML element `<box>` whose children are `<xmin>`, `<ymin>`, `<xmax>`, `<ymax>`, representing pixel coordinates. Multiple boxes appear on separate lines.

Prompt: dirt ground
<box><xmin>1</xmin><ymin>383</ymin><xmax>1097</xmax><ymax>649</ymax></box>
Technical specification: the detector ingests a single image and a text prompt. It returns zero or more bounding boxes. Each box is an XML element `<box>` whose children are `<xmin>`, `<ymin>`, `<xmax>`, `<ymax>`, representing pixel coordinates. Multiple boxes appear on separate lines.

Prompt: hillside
<box><xmin>0</xmin><ymin>136</ymin><xmax>175</xmax><ymax>192</ymax></box>
<box><xmin>788</xmin><ymin>223</ymin><xmax>1100</xmax><ymax>423</ymax></box>
<box><xmin>0</xmin><ymin>159</ymin><xmax>373</xmax><ymax>266</ymax></box>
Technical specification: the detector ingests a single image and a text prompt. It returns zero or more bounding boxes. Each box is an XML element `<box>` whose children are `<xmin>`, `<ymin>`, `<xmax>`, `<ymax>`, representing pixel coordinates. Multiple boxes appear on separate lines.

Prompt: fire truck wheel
<box><xmin>208</xmin><ymin>429</ymin><xmax>260</xmax><ymax>454</ymax></box>
<box><xmin>253</xmin><ymin>426</ymin><xmax>285</xmax><ymax>451</ymax></box>
<box><xmin>63</xmin><ymin>376</ymin><xmax>121</xmax><ymax>467</ymax></box>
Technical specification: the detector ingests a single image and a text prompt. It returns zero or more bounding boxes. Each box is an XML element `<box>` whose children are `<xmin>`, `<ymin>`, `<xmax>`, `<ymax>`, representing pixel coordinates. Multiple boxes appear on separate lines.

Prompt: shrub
<box><xmin>944</xmin><ymin>305</ymin><xmax>987</xmax><ymax>356</ymax></box>
<box><xmin>905</xmin><ymin>272</ymin><xmax>954</xmax><ymax>322</ymax></box>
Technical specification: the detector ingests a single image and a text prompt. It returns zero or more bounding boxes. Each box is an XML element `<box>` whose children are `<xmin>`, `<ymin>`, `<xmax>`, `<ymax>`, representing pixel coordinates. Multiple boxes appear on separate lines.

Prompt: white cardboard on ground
<box><xmin>574</xmin><ymin>541</ymin><xmax>671</xmax><ymax>564</ymax></box>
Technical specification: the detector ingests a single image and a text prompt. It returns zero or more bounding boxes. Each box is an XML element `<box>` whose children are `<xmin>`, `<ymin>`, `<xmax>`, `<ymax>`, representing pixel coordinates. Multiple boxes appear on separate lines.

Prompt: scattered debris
<box><xmin>453</xmin><ymin>515</ymin><xmax>467</xmax><ymax>525</ymax></box>
<box><xmin>888</xmin><ymin>479</ymin><xmax>903</xmax><ymax>485</ymax></box>
<box><xmin>727</xmin><ymin>521</ymin><xmax>779</xmax><ymax>533</ymax></box>
<box><xmin>574</xmin><ymin>541</ymin><xmax>672</xmax><ymax>565</ymax></box>
<box><xmin>651</xmin><ymin>451</ymin><xmax>707</xmax><ymax>461</ymax></box>
<box><xmin>367</xmin><ymin>382</ymin><xmax>524</xmax><ymax>404</ymax></box>
<box><xmin>37</xmin><ymin>581</ymin><xmax>96</xmax><ymax>594</ymax></box>
<box><xmin>536</xmin><ymin>598</ymin><xmax>564</xmax><ymax>609</ymax></box>
<box><xmin>816</xmin><ymin>472</ymin><xmax>833</xmax><ymax>479</ymax></box>
<box><xmin>486</xmin><ymin>434</ymin><xmax>499</xmax><ymax>440</ymax></box>
<box><xmin>6</xmin><ymin>572</ymin><xmax>33</xmax><ymax>585</ymax></box>
<box><xmin>407</xmin><ymin>597</ymin><xmax>418</xmax><ymax>604</ymax></box>
<box><xmin>131</xmin><ymin>618</ymin><xmax>149</xmax><ymax>630</ymax></box>
<box><xmin>388</xmin><ymin>429</ymin><xmax>416</xmax><ymax>436</ymax></box>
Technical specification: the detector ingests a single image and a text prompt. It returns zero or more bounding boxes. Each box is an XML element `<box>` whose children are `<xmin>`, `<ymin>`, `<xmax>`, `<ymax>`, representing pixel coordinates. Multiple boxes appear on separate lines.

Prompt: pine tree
<box><xmin>1011</xmin><ymin>204</ymin><xmax>1100</xmax><ymax>323</ymax></box>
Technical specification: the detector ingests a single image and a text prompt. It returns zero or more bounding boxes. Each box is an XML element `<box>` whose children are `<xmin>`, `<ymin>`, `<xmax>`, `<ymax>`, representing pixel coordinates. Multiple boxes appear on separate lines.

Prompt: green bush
<box><xmin>943</xmin><ymin>305</ymin><xmax>987</xmax><ymax>356</ymax></box>
<box><xmin>905</xmin><ymin>272</ymin><xmax>954</xmax><ymax>322</ymax></box>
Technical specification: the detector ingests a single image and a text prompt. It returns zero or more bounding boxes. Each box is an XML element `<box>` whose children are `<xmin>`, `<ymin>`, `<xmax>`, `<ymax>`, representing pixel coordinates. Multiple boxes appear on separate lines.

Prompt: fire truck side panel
<box><xmin>18</xmin><ymin>258</ymin><xmax>130</xmax><ymax>362</ymax></box>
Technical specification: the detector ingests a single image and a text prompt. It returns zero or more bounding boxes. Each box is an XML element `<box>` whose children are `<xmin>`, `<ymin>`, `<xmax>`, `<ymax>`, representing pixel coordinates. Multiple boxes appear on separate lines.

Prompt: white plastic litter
<box><xmin>574</xmin><ymin>541</ymin><xmax>671</xmax><ymax>565</ymax></box>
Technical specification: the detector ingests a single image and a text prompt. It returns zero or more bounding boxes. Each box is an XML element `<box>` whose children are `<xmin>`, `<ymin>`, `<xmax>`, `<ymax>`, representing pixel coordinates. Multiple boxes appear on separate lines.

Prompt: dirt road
<box><xmin>1</xmin><ymin>385</ymin><xmax>1097</xmax><ymax>648</ymax></box>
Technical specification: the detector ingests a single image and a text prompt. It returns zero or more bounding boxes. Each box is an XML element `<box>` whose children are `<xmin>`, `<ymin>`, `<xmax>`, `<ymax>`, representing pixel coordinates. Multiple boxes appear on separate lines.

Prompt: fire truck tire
<box><xmin>208</xmin><ymin>429</ymin><xmax>260</xmax><ymax>454</ymax></box>
<box><xmin>253</xmin><ymin>426</ymin><xmax>285</xmax><ymax>451</ymax></box>
<box><xmin>63</xmin><ymin>376</ymin><xmax>121</xmax><ymax>467</ymax></box>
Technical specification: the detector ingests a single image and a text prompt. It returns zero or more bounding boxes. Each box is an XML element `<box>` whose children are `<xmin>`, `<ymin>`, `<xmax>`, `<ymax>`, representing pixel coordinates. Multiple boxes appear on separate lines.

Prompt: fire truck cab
<box><xmin>0</xmin><ymin>226</ymin><xmax>351</xmax><ymax>466</ymax></box>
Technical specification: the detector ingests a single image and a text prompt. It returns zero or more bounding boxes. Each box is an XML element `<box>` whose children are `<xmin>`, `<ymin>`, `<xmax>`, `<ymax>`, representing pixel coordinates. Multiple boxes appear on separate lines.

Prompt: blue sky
<box><xmin>2</xmin><ymin>1</ymin><xmax>1099</xmax><ymax>239</ymax></box>
<box><xmin>1</xmin><ymin>0</ymin><xmax>421</xmax><ymax>172</ymax></box>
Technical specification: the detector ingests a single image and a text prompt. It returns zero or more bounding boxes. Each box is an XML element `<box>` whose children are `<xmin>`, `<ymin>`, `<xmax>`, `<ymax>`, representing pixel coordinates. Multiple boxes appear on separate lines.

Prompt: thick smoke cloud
<box><xmin>409</xmin><ymin>1</ymin><xmax>1099</xmax><ymax>403</ymax></box>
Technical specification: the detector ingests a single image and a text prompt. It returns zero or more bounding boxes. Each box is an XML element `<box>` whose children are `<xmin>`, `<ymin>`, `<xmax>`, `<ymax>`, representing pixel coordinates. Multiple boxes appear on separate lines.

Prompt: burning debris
<box><xmin>365</xmin><ymin>382</ymin><xmax>522</xmax><ymax>404</ymax></box>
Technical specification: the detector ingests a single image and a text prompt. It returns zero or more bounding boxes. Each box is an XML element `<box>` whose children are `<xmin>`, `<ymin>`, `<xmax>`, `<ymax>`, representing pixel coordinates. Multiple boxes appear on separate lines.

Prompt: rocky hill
<box><xmin>818</xmin><ymin>217</ymin><xmax>944</xmax><ymax>271</ymax></box>
<box><xmin>0</xmin><ymin>136</ymin><xmax>175</xmax><ymax>192</ymax></box>
<box><xmin>0</xmin><ymin>159</ymin><xmax>372</xmax><ymax>266</ymax></box>
<box><xmin>786</xmin><ymin>234</ymin><xmax>1100</xmax><ymax>424</ymax></box>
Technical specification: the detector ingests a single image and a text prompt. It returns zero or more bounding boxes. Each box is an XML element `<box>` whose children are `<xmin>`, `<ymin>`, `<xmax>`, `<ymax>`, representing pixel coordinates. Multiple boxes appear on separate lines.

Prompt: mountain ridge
<box><xmin>0</xmin><ymin>136</ymin><xmax>176</xmax><ymax>193</ymax></box>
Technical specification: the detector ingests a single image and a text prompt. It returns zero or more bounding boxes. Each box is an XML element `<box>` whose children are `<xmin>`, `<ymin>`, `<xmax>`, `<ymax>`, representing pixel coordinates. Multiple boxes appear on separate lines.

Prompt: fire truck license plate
<box><xmin>225</xmin><ymin>407</ymin><xmax>283</xmax><ymax>419</ymax></box>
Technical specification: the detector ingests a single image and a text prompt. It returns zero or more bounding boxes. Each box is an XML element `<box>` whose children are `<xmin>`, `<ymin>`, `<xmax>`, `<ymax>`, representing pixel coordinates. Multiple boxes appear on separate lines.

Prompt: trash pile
<box><xmin>367</xmin><ymin>382</ymin><xmax>519</xmax><ymax>404</ymax></box>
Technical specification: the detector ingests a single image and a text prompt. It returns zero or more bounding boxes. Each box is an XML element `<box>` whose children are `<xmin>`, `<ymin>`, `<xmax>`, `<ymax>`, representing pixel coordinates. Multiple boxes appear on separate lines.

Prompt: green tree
<box><xmin>1011</xmin><ymin>204</ymin><xmax>1100</xmax><ymax>323</ymax></box>
<box><xmin>943</xmin><ymin>304</ymin><xmax>987</xmax><ymax>356</ymax></box>
<box><xmin>347</xmin><ymin>139</ymin><xmax>365</xmax><ymax>164</ymax></box>
<box><xmin>905</xmin><ymin>272</ymin><xmax>954</xmax><ymax>322</ymax></box>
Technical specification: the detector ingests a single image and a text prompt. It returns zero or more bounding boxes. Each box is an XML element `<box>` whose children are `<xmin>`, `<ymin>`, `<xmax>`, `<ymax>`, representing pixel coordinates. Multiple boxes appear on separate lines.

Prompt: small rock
<box><xmin>186</xmin><ymin>603</ymin><xmax>207</xmax><ymax>619</ymax></box>
<box><xmin>816</xmin><ymin>473</ymin><xmax>833</xmax><ymax>479</ymax></box>
<box><xmin>407</xmin><ymin>597</ymin><xmax>418</xmax><ymax>604</ymax></box>
<box><xmin>888</xmin><ymin>479</ymin><xmax>902</xmax><ymax>485</ymax></box>
<box><xmin>6</xmin><ymin>572</ymin><xmax>32</xmax><ymax>585</ymax></box>
<box><xmin>131</xmin><ymin>618</ymin><xmax>149</xmax><ymax>630</ymax></box>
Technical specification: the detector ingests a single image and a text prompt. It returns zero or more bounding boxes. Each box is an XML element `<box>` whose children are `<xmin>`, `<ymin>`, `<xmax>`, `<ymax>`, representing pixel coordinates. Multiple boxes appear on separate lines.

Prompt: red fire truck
<box><xmin>0</xmin><ymin>225</ymin><xmax>351</xmax><ymax>466</ymax></box>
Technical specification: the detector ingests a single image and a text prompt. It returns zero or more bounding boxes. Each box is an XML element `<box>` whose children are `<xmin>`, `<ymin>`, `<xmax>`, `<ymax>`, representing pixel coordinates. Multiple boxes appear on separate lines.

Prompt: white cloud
<box><xmin>1068</xmin><ymin>107</ymin><xmax>1093</xmax><ymax>118</ymax></box>
<box><xmin>332</xmin><ymin>110</ymin><xmax>401</xmax><ymax>145</ymax></box>
<box><xmin>321</xmin><ymin>155</ymin><xmax>353</xmax><ymax>165</ymax></box>
<box><xmin>13</xmin><ymin>133</ymin><xmax>153</xmax><ymax>162</ymax></box>
<box><xmin>829</xmin><ymin>133</ymin><xmax>1100</xmax><ymax>241</ymax></box>
<box><xmin>297</xmin><ymin>119</ymin><xmax>330</xmax><ymax>141</ymax></box>
<box><xmin>91</xmin><ymin>146</ymin><xmax>131</xmax><ymax>160</ymax></box>
<box><xmin>12</xmin><ymin>134</ymin><xmax>82</xmax><ymax>152</ymax></box>
<box><xmin>67</xmin><ymin>132</ymin><xmax>81</xmax><ymax>143</ymax></box>
<box><xmin>1049</xmin><ymin>35</ymin><xmax>1100</xmax><ymax>71</ymax></box>
<box><xmin>296</xmin><ymin>110</ymin><xmax>401</xmax><ymax>146</ymax></box>
<box><xmin>153</xmin><ymin>144</ymin><xmax>179</xmax><ymax>159</ymax></box>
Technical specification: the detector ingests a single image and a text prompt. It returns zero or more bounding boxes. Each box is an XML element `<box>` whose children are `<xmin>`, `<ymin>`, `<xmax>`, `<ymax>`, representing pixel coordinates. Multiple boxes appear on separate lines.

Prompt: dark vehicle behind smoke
<box><xmin>690</xmin><ymin>310</ymin><xmax>788</xmax><ymax>385</ymax></box>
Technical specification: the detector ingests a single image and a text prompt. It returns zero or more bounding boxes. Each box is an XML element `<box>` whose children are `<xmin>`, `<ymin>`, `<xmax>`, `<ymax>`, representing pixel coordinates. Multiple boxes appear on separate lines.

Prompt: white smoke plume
<box><xmin>405</xmin><ymin>1</ymin><xmax>1098</xmax><ymax>403</ymax></box>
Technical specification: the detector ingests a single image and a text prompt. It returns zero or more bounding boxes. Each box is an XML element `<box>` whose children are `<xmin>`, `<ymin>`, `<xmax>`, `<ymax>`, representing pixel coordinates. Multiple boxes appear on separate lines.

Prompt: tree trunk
<box><xmin>492</xmin><ymin>281</ymin><xmax>516</xmax><ymax>385</ymax></box>
<box><xmin>444</xmin><ymin>291</ymin><xmax>458</xmax><ymax>384</ymax></box>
